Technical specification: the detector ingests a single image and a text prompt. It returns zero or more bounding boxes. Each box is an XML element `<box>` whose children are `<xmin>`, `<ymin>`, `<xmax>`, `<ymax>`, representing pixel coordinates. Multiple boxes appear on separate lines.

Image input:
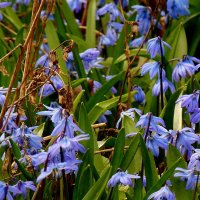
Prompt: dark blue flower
<box><xmin>188</xmin><ymin>149</ymin><xmax>200</xmax><ymax>171</ymax></box>
<box><xmin>0</xmin><ymin>181</ymin><xmax>21</xmax><ymax>200</ymax></box>
<box><xmin>190</xmin><ymin>108</ymin><xmax>200</xmax><ymax>124</ymax></box>
<box><xmin>147</xmin><ymin>36</ymin><xmax>171</xmax><ymax>58</ymax></box>
<box><xmin>96</xmin><ymin>3</ymin><xmax>122</xmax><ymax>22</ymax></box>
<box><xmin>37</xmin><ymin>159</ymin><xmax>81</xmax><ymax>182</ymax></box>
<box><xmin>172</xmin><ymin>60</ymin><xmax>196</xmax><ymax>82</ymax></box>
<box><xmin>176</xmin><ymin>91</ymin><xmax>200</xmax><ymax>113</ymax></box>
<box><xmin>37</xmin><ymin>104</ymin><xmax>64</xmax><ymax>124</ymax></box>
<box><xmin>147</xmin><ymin>185</ymin><xmax>175</xmax><ymax>200</ymax></box>
<box><xmin>67</xmin><ymin>0</ymin><xmax>86</xmax><ymax>13</ymax></box>
<box><xmin>167</xmin><ymin>0</ymin><xmax>190</xmax><ymax>19</ymax></box>
<box><xmin>107</xmin><ymin>170</ymin><xmax>140</xmax><ymax>188</ymax></box>
<box><xmin>141</xmin><ymin>62</ymin><xmax>161</xmax><ymax>79</ymax></box>
<box><xmin>14</xmin><ymin>181</ymin><xmax>36</xmax><ymax>199</ymax></box>
<box><xmin>133</xmin><ymin>86</ymin><xmax>145</xmax><ymax>104</ymax></box>
<box><xmin>152</xmin><ymin>76</ymin><xmax>175</xmax><ymax>96</ymax></box>
<box><xmin>130</xmin><ymin>36</ymin><xmax>145</xmax><ymax>48</ymax></box>
<box><xmin>146</xmin><ymin>134</ymin><xmax>168</xmax><ymax>157</ymax></box>
<box><xmin>174</xmin><ymin>168</ymin><xmax>197</xmax><ymax>190</ymax></box>
<box><xmin>172</xmin><ymin>128</ymin><xmax>199</xmax><ymax>158</ymax></box>
<box><xmin>132</xmin><ymin>5</ymin><xmax>151</xmax><ymax>35</ymax></box>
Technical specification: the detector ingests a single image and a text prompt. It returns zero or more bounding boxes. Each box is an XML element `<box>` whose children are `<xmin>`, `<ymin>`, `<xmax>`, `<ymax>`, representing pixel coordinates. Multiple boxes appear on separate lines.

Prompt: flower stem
<box><xmin>193</xmin><ymin>171</ymin><xmax>199</xmax><ymax>200</ymax></box>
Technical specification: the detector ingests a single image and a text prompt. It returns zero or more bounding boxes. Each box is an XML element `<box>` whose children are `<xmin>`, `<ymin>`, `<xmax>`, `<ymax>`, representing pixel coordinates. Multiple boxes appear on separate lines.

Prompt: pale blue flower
<box><xmin>148</xmin><ymin>185</ymin><xmax>175</xmax><ymax>200</ymax></box>
<box><xmin>172</xmin><ymin>60</ymin><xmax>196</xmax><ymax>82</ymax></box>
<box><xmin>147</xmin><ymin>36</ymin><xmax>171</xmax><ymax>58</ymax></box>
<box><xmin>167</xmin><ymin>0</ymin><xmax>189</xmax><ymax>19</ymax></box>
<box><xmin>176</xmin><ymin>91</ymin><xmax>200</xmax><ymax>113</ymax></box>
<box><xmin>133</xmin><ymin>86</ymin><xmax>145</xmax><ymax>104</ymax></box>
<box><xmin>174</xmin><ymin>168</ymin><xmax>197</xmax><ymax>190</ymax></box>
<box><xmin>141</xmin><ymin>62</ymin><xmax>161</xmax><ymax>79</ymax></box>
<box><xmin>190</xmin><ymin>108</ymin><xmax>200</xmax><ymax>124</ymax></box>
<box><xmin>107</xmin><ymin>170</ymin><xmax>140</xmax><ymax>188</ymax></box>
<box><xmin>132</xmin><ymin>5</ymin><xmax>151</xmax><ymax>35</ymax></box>
<box><xmin>130</xmin><ymin>36</ymin><xmax>145</xmax><ymax>48</ymax></box>
<box><xmin>188</xmin><ymin>149</ymin><xmax>200</xmax><ymax>171</ymax></box>
<box><xmin>152</xmin><ymin>76</ymin><xmax>175</xmax><ymax>96</ymax></box>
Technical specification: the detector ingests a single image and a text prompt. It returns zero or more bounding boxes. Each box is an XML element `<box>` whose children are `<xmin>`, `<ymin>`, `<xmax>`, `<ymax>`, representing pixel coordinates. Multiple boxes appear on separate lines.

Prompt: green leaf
<box><xmin>33</xmin><ymin>123</ymin><xmax>45</xmax><ymax>137</ymax></box>
<box><xmin>111</xmin><ymin>128</ymin><xmax>125</xmax><ymax>174</ymax></box>
<box><xmin>173</xmin><ymin>97</ymin><xmax>182</xmax><ymax>130</ymax></box>
<box><xmin>78</xmin><ymin>103</ymin><xmax>104</xmax><ymax>173</ymax></box>
<box><xmin>86</xmin><ymin>71</ymin><xmax>124</xmax><ymax>111</ymax></box>
<box><xmin>139</xmin><ymin>135</ymin><xmax>158</xmax><ymax>191</ymax></box>
<box><xmin>58</xmin><ymin>0</ymin><xmax>83</xmax><ymax>39</ymax></box>
<box><xmin>15</xmin><ymin>159</ymin><xmax>33</xmax><ymax>181</ymax></box>
<box><xmin>3</xmin><ymin>7</ymin><xmax>23</xmax><ymax>30</ymax></box>
<box><xmin>72</xmin><ymin>44</ymin><xmax>90</xmax><ymax>100</ymax></box>
<box><xmin>120</xmin><ymin>134</ymin><xmax>140</xmax><ymax>171</ymax></box>
<box><xmin>88</xmin><ymin>91</ymin><xmax>136</xmax><ymax>124</ymax></box>
<box><xmin>78</xmin><ymin>103</ymin><xmax>94</xmax><ymax>165</ymax></box>
<box><xmin>82</xmin><ymin>167</ymin><xmax>111</xmax><ymax>200</ymax></box>
<box><xmin>71</xmin><ymin>78</ymin><xmax>87</xmax><ymax>88</ymax></box>
<box><xmin>86</xmin><ymin>0</ymin><xmax>96</xmax><ymax>48</ymax></box>
<box><xmin>122</xmin><ymin>115</ymin><xmax>139</xmax><ymax>135</ymax></box>
<box><xmin>9</xmin><ymin>139</ymin><xmax>21</xmax><ymax>159</ymax></box>
<box><xmin>77</xmin><ymin>165</ymin><xmax>94</xmax><ymax>199</ymax></box>
<box><xmin>73</xmin><ymin>90</ymin><xmax>85</xmax><ymax>113</ymax></box>
<box><xmin>67</xmin><ymin>34</ymin><xmax>88</xmax><ymax>52</ymax></box>
<box><xmin>165</xmin><ymin>23</ymin><xmax>187</xmax><ymax>61</ymax></box>
<box><xmin>144</xmin><ymin>158</ymin><xmax>182</xmax><ymax>200</ymax></box>
<box><xmin>166</xmin><ymin>144</ymin><xmax>193</xmax><ymax>200</ymax></box>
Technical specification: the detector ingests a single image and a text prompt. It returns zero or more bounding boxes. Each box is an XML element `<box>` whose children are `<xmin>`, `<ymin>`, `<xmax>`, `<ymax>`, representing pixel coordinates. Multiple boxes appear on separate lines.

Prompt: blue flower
<box><xmin>190</xmin><ymin>108</ymin><xmax>200</xmax><ymax>124</ymax></box>
<box><xmin>147</xmin><ymin>37</ymin><xmax>171</xmax><ymax>58</ymax></box>
<box><xmin>0</xmin><ymin>181</ymin><xmax>21</xmax><ymax>200</ymax></box>
<box><xmin>37</xmin><ymin>159</ymin><xmax>81</xmax><ymax>182</ymax></box>
<box><xmin>176</xmin><ymin>91</ymin><xmax>200</xmax><ymax>113</ymax></box>
<box><xmin>133</xmin><ymin>86</ymin><xmax>145</xmax><ymax>104</ymax></box>
<box><xmin>172</xmin><ymin>60</ymin><xmax>196</xmax><ymax>82</ymax></box>
<box><xmin>107</xmin><ymin>170</ymin><xmax>140</xmax><ymax>188</ymax></box>
<box><xmin>116</xmin><ymin>108</ymin><xmax>142</xmax><ymax>129</ymax></box>
<box><xmin>132</xmin><ymin>5</ymin><xmax>151</xmax><ymax>35</ymax></box>
<box><xmin>96</xmin><ymin>3</ymin><xmax>122</xmax><ymax>22</ymax></box>
<box><xmin>174</xmin><ymin>168</ymin><xmax>197</xmax><ymax>190</ymax></box>
<box><xmin>173</xmin><ymin>128</ymin><xmax>199</xmax><ymax>158</ymax></box>
<box><xmin>114</xmin><ymin>0</ymin><xmax>129</xmax><ymax>8</ymax></box>
<box><xmin>98</xmin><ymin>110</ymin><xmax>112</xmax><ymax>123</ymax></box>
<box><xmin>148</xmin><ymin>185</ymin><xmax>175</xmax><ymax>200</ymax></box>
<box><xmin>14</xmin><ymin>181</ymin><xmax>36</xmax><ymax>199</ymax></box>
<box><xmin>141</xmin><ymin>62</ymin><xmax>161</xmax><ymax>79</ymax></box>
<box><xmin>67</xmin><ymin>0</ymin><xmax>86</xmax><ymax>13</ymax></box>
<box><xmin>39</xmin><ymin>75</ymin><xmax>64</xmax><ymax>97</ymax></box>
<box><xmin>152</xmin><ymin>76</ymin><xmax>175</xmax><ymax>96</ymax></box>
<box><xmin>0</xmin><ymin>2</ymin><xmax>11</xmax><ymax>8</ymax></box>
<box><xmin>136</xmin><ymin>113</ymin><xmax>166</xmax><ymax>131</ymax></box>
<box><xmin>130</xmin><ymin>36</ymin><xmax>145</xmax><ymax>48</ymax></box>
<box><xmin>37</xmin><ymin>104</ymin><xmax>64</xmax><ymax>124</ymax></box>
<box><xmin>167</xmin><ymin>0</ymin><xmax>190</xmax><ymax>19</ymax></box>
<box><xmin>188</xmin><ymin>149</ymin><xmax>200</xmax><ymax>171</ymax></box>
<box><xmin>29</xmin><ymin>151</ymin><xmax>48</xmax><ymax>167</ymax></box>
<box><xmin>146</xmin><ymin>134</ymin><xmax>168</xmax><ymax>157</ymax></box>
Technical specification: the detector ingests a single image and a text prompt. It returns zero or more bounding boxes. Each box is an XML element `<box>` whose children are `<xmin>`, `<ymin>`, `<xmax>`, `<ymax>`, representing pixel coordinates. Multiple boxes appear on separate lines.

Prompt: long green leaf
<box><xmin>83</xmin><ymin>167</ymin><xmax>111</xmax><ymax>200</ymax></box>
<box><xmin>58</xmin><ymin>0</ymin><xmax>83</xmax><ymax>39</ymax></box>
<box><xmin>139</xmin><ymin>135</ymin><xmax>158</xmax><ymax>191</ymax></box>
<box><xmin>86</xmin><ymin>71</ymin><xmax>124</xmax><ymax>111</ymax></box>
<box><xmin>86</xmin><ymin>0</ymin><xmax>96</xmax><ymax>48</ymax></box>
<box><xmin>15</xmin><ymin>159</ymin><xmax>33</xmax><ymax>181</ymax></box>
<box><xmin>111</xmin><ymin>128</ymin><xmax>125</xmax><ymax>174</ymax></box>
<box><xmin>144</xmin><ymin>158</ymin><xmax>182</xmax><ymax>200</ymax></box>
<box><xmin>120</xmin><ymin>134</ymin><xmax>140</xmax><ymax>171</ymax></box>
<box><xmin>9</xmin><ymin>139</ymin><xmax>21</xmax><ymax>159</ymax></box>
<box><xmin>88</xmin><ymin>91</ymin><xmax>136</xmax><ymax>124</ymax></box>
